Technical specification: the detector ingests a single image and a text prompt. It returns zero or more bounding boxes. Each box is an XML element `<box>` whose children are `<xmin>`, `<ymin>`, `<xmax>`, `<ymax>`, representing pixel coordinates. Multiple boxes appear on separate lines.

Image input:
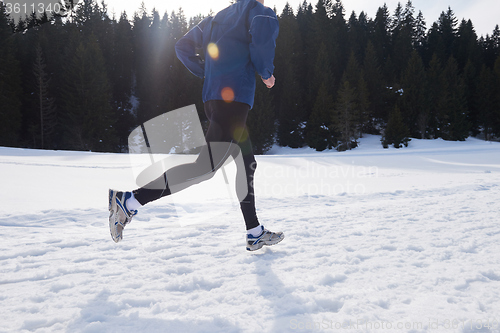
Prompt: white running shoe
<box><xmin>246</xmin><ymin>226</ymin><xmax>284</xmax><ymax>251</ymax></box>
<box><xmin>109</xmin><ymin>189</ymin><xmax>137</xmax><ymax>243</ymax></box>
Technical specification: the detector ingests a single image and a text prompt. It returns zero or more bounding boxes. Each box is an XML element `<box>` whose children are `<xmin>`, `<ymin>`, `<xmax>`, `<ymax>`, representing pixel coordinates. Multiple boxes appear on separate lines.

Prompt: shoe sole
<box><xmin>108</xmin><ymin>189</ymin><xmax>121</xmax><ymax>243</ymax></box>
<box><xmin>246</xmin><ymin>234</ymin><xmax>285</xmax><ymax>251</ymax></box>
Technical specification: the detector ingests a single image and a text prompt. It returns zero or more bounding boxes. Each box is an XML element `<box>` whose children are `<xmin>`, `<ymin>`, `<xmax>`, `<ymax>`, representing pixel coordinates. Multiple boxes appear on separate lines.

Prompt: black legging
<box><xmin>133</xmin><ymin>100</ymin><xmax>259</xmax><ymax>230</ymax></box>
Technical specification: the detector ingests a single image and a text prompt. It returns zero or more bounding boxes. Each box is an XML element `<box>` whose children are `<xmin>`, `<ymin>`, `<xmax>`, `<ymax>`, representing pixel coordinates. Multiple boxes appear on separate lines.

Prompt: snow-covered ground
<box><xmin>1</xmin><ymin>135</ymin><xmax>500</xmax><ymax>333</ymax></box>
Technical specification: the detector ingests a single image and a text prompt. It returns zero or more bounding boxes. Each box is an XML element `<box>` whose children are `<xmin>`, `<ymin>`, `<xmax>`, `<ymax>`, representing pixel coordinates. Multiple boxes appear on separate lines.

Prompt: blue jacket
<box><xmin>175</xmin><ymin>0</ymin><xmax>279</xmax><ymax>109</ymax></box>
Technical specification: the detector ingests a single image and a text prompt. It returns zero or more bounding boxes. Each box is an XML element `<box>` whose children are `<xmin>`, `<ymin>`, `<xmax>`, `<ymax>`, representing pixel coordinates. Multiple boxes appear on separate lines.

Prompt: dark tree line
<box><xmin>0</xmin><ymin>0</ymin><xmax>499</xmax><ymax>153</ymax></box>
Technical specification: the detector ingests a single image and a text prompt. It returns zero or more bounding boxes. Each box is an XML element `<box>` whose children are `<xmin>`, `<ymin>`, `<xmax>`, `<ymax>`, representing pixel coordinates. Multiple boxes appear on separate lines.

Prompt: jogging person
<box><xmin>108</xmin><ymin>0</ymin><xmax>284</xmax><ymax>251</ymax></box>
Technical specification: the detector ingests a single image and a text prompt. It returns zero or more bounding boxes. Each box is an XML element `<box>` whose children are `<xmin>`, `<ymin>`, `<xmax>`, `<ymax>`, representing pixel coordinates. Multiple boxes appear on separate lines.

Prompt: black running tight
<box><xmin>133</xmin><ymin>100</ymin><xmax>259</xmax><ymax>230</ymax></box>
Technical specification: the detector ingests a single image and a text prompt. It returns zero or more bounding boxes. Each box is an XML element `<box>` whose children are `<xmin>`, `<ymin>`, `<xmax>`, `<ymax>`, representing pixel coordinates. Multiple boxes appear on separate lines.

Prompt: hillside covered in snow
<box><xmin>1</xmin><ymin>136</ymin><xmax>500</xmax><ymax>332</ymax></box>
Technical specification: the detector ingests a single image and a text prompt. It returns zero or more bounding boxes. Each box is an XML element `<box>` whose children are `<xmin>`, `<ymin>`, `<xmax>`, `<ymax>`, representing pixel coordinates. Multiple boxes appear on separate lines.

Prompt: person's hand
<box><xmin>262</xmin><ymin>75</ymin><xmax>275</xmax><ymax>88</ymax></box>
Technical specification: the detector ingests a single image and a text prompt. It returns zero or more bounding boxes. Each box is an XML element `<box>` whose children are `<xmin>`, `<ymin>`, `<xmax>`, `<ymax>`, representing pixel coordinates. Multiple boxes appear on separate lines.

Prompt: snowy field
<box><xmin>1</xmin><ymin>135</ymin><xmax>500</xmax><ymax>333</ymax></box>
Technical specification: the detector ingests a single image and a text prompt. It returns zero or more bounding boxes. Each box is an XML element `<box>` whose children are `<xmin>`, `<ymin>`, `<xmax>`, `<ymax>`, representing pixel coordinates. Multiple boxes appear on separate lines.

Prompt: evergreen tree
<box><xmin>15</xmin><ymin>16</ymin><xmax>27</xmax><ymax>33</ymax></box>
<box><xmin>463</xmin><ymin>60</ymin><xmax>479</xmax><ymax>135</ymax></box>
<box><xmin>493</xmin><ymin>55</ymin><xmax>500</xmax><ymax>137</ymax></box>
<box><xmin>426</xmin><ymin>53</ymin><xmax>443</xmax><ymax>137</ymax></box>
<box><xmin>356</xmin><ymin>75</ymin><xmax>370</xmax><ymax>137</ymax></box>
<box><xmin>334</xmin><ymin>80</ymin><xmax>357</xmax><ymax>151</ymax></box>
<box><xmin>275</xmin><ymin>3</ymin><xmax>305</xmax><ymax>148</ymax></box>
<box><xmin>164</xmin><ymin>9</ymin><xmax>194</xmax><ymax>112</ymax></box>
<box><xmin>247</xmin><ymin>77</ymin><xmax>275</xmax><ymax>154</ymax></box>
<box><xmin>73</xmin><ymin>0</ymin><xmax>98</xmax><ymax>27</ymax></box>
<box><xmin>476</xmin><ymin>65</ymin><xmax>496</xmax><ymax>140</ymax></box>
<box><xmin>342</xmin><ymin>52</ymin><xmax>370</xmax><ymax>136</ymax></box>
<box><xmin>2</xmin><ymin>0</ymin><xmax>498</xmax><ymax>151</ymax></box>
<box><xmin>33</xmin><ymin>45</ymin><xmax>57</xmax><ymax>149</ymax></box>
<box><xmin>347</xmin><ymin>11</ymin><xmax>368</xmax><ymax>61</ymax></box>
<box><xmin>329</xmin><ymin>0</ymin><xmax>348</xmax><ymax>90</ymax></box>
<box><xmin>112</xmin><ymin>12</ymin><xmax>136</xmax><ymax>150</ymax></box>
<box><xmin>146</xmin><ymin>9</ymin><xmax>168</xmax><ymax>116</ymax></box>
<box><xmin>401</xmin><ymin>50</ymin><xmax>427</xmax><ymax>138</ymax></box>
<box><xmin>296</xmin><ymin>1</ymin><xmax>314</xmax><ymax>108</ymax></box>
<box><xmin>390</xmin><ymin>1</ymin><xmax>415</xmax><ymax>79</ymax></box>
<box><xmin>455</xmin><ymin>19</ymin><xmax>480</xmax><ymax>71</ymax></box>
<box><xmin>382</xmin><ymin>105</ymin><xmax>410</xmax><ymax>148</ymax></box>
<box><xmin>42</xmin><ymin>15</ymin><xmax>70</xmax><ymax>149</ymax></box>
<box><xmin>402</xmin><ymin>1</ymin><xmax>416</xmax><ymax>39</ymax></box>
<box><xmin>425</xmin><ymin>22</ymin><xmax>442</xmax><ymax>66</ymax></box>
<box><xmin>14</xmin><ymin>19</ymin><xmax>44</xmax><ymax>148</ymax></box>
<box><xmin>306</xmin><ymin>82</ymin><xmax>335</xmax><ymax>151</ymax></box>
<box><xmin>372</xmin><ymin>4</ymin><xmax>391</xmax><ymax>64</ymax></box>
<box><xmin>132</xmin><ymin>6</ymin><xmax>152</xmax><ymax>123</ymax></box>
<box><xmin>414</xmin><ymin>10</ymin><xmax>426</xmax><ymax>53</ymax></box>
<box><xmin>363</xmin><ymin>41</ymin><xmax>386</xmax><ymax>128</ymax></box>
<box><xmin>438</xmin><ymin>56</ymin><xmax>469</xmax><ymax>140</ymax></box>
<box><xmin>436</xmin><ymin>8</ymin><xmax>458</xmax><ymax>64</ymax></box>
<box><xmin>482</xmin><ymin>25</ymin><xmax>500</xmax><ymax>68</ymax></box>
<box><xmin>27</xmin><ymin>11</ymin><xmax>40</xmax><ymax>30</ymax></box>
<box><xmin>390</xmin><ymin>2</ymin><xmax>404</xmax><ymax>33</ymax></box>
<box><xmin>310</xmin><ymin>0</ymin><xmax>333</xmax><ymax>98</ymax></box>
<box><xmin>305</xmin><ymin>42</ymin><xmax>335</xmax><ymax>149</ymax></box>
<box><xmin>61</xmin><ymin>36</ymin><xmax>117</xmax><ymax>151</ymax></box>
<box><xmin>0</xmin><ymin>2</ymin><xmax>22</xmax><ymax>146</ymax></box>
<box><xmin>383</xmin><ymin>54</ymin><xmax>396</xmax><ymax>86</ymax></box>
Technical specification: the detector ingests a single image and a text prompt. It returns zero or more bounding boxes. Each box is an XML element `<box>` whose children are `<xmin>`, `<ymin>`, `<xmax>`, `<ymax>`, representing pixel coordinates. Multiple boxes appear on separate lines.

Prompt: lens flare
<box><xmin>221</xmin><ymin>87</ymin><xmax>234</xmax><ymax>103</ymax></box>
<box><xmin>233</xmin><ymin>127</ymin><xmax>249</xmax><ymax>143</ymax></box>
<box><xmin>207</xmin><ymin>43</ymin><xmax>219</xmax><ymax>60</ymax></box>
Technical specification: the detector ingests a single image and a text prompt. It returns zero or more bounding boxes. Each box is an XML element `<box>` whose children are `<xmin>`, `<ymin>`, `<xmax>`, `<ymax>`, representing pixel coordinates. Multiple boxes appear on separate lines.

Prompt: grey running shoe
<box><xmin>246</xmin><ymin>226</ymin><xmax>284</xmax><ymax>251</ymax></box>
<box><xmin>109</xmin><ymin>189</ymin><xmax>137</xmax><ymax>243</ymax></box>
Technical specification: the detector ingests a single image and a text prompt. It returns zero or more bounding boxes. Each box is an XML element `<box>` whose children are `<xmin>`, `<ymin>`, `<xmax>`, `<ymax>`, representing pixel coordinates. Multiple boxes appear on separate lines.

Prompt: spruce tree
<box><xmin>305</xmin><ymin>42</ymin><xmax>335</xmax><ymax>150</ymax></box>
<box><xmin>463</xmin><ymin>60</ymin><xmax>479</xmax><ymax>135</ymax></box>
<box><xmin>372</xmin><ymin>4</ymin><xmax>391</xmax><ymax>64</ymax></box>
<box><xmin>426</xmin><ymin>53</ymin><xmax>443</xmax><ymax>137</ymax></box>
<box><xmin>384</xmin><ymin>54</ymin><xmax>396</xmax><ymax>87</ymax></box>
<box><xmin>391</xmin><ymin>1</ymin><xmax>414</xmax><ymax>79</ymax></box>
<box><xmin>334</xmin><ymin>80</ymin><xmax>357</xmax><ymax>151</ymax></box>
<box><xmin>307</xmin><ymin>82</ymin><xmax>335</xmax><ymax>151</ymax></box>
<box><xmin>329</xmin><ymin>0</ymin><xmax>348</xmax><ymax>90</ymax></box>
<box><xmin>437</xmin><ymin>8</ymin><xmax>458</xmax><ymax>64</ymax></box>
<box><xmin>401</xmin><ymin>50</ymin><xmax>427</xmax><ymax>138</ymax></box>
<box><xmin>296</xmin><ymin>1</ymin><xmax>314</xmax><ymax>108</ymax></box>
<box><xmin>482</xmin><ymin>25</ymin><xmax>499</xmax><ymax>68</ymax></box>
<box><xmin>382</xmin><ymin>105</ymin><xmax>410</xmax><ymax>148</ymax></box>
<box><xmin>347</xmin><ymin>11</ymin><xmax>368</xmax><ymax>61</ymax></box>
<box><xmin>247</xmin><ymin>76</ymin><xmax>276</xmax><ymax>154</ymax></box>
<box><xmin>62</xmin><ymin>36</ymin><xmax>117</xmax><ymax>151</ymax></box>
<box><xmin>439</xmin><ymin>56</ymin><xmax>469</xmax><ymax>140</ymax></box>
<box><xmin>146</xmin><ymin>9</ymin><xmax>168</xmax><ymax>116</ymax></box>
<box><xmin>0</xmin><ymin>2</ymin><xmax>22</xmax><ymax>146</ymax></box>
<box><xmin>426</xmin><ymin>23</ymin><xmax>443</xmax><ymax>66</ymax></box>
<box><xmin>48</xmin><ymin>16</ymin><xmax>72</xmax><ymax>148</ymax></box>
<box><xmin>164</xmin><ymin>9</ymin><xmax>193</xmax><ymax>113</ymax></box>
<box><xmin>356</xmin><ymin>75</ymin><xmax>370</xmax><ymax>137</ymax></box>
<box><xmin>33</xmin><ymin>45</ymin><xmax>57</xmax><ymax>149</ymax></box>
<box><xmin>476</xmin><ymin>65</ymin><xmax>496</xmax><ymax>140</ymax></box>
<box><xmin>112</xmin><ymin>12</ymin><xmax>136</xmax><ymax>150</ymax></box>
<box><xmin>342</xmin><ymin>52</ymin><xmax>370</xmax><ymax>137</ymax></box>
<box><xmin>363</xmin><ymin>41</ymin><xmax>386</xmax><ymax>126</ymax></box>
<box><xmin>414</xmin><ymin>11</ymin><xmax>426</xmax><ymax>53</ymax></box>
<box><xmin>132</xmin><ymin>7</ymin><xmax>152</xmax><ymax>123</ymax></box>
<box><xmin>455</xmin><ymin>19</ymin><xmax>480</xmax><ymax>72</ymax></box>
<box><xmin>310</xmin><ymin>0</ymin><xmax>333</xmax><ymax>98</ymax></box>
<box><xmin>275</xmin><ymin>3</ymin><xmax>305</xmax><ymax>148</ymax></box>
<box><xmin>493</xmin><ymin>55</ymin><xmax>500</xmax><ymax>137</ymax></box>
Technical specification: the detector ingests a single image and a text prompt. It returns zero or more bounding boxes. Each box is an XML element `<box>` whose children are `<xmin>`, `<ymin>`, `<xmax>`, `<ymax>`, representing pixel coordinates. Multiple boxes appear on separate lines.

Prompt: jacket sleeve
<box><xmin>248</xmin><ymin>9</ymin><xmax>279</xmax><ymax>80</ymax></box>
<box><xmin>175</xmin><ymin>18</ymin><xmax>210</xmax><ymax>78</ymax></box>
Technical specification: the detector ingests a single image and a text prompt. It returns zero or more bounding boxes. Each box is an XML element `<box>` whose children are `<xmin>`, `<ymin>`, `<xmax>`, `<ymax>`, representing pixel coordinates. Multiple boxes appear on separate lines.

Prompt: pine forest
<box><xmin>0</xmin><ymin>0</ymin><xmax>499</xmax><ymax>153</ymax></box>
